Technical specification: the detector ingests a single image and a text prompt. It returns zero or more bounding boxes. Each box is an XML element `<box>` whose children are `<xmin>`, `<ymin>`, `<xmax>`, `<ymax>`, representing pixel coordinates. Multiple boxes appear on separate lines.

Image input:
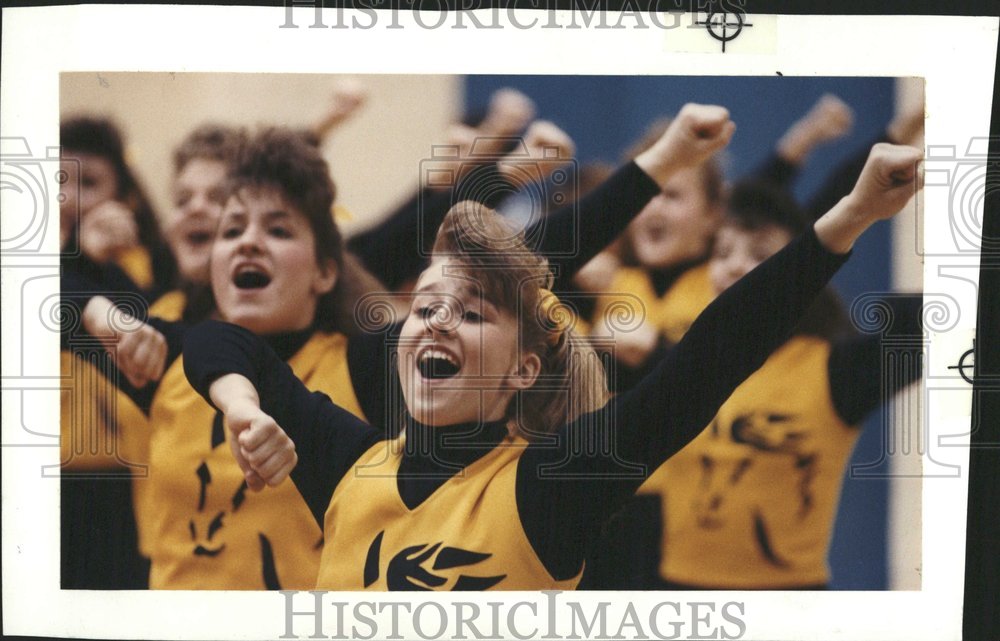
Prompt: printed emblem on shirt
<box><xmin>185</xmin><ymin>410</ymin><xmax>321</xmax><ymax>588</ymax></box>
<box><xmin>364</xmin><ymin>530</ymin><xmax>506</xmax><ymax>591</ymax></box>
<box><xmin>691</xmin><ymin>412</ymin><xmax>818</xmax><ymax>567</ymax></box>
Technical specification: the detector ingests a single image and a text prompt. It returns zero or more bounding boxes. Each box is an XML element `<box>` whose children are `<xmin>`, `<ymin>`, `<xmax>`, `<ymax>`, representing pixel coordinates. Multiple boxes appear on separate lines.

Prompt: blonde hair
<box><xmin>432</xmin><ymin>201</ymin><xmax>610</xmax><ymax>439</ymax></box>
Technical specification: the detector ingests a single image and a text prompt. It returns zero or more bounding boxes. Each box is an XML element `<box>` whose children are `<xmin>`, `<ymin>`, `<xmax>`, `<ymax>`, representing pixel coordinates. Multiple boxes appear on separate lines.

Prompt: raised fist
<box><xmin>848</xmin><ymin>143</ymin><xmax>923</xmax><ymax>221</ymax></box>
<box><xmin>636</xmin><ymin>104</ymin><xmax>736</xmax><ymax>187</ymax></box>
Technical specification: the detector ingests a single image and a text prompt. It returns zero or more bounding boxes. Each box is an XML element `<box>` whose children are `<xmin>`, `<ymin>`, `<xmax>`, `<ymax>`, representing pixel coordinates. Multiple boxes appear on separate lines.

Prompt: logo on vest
<box><xmin>183</xmin><ymin>411</ymin><xmax>301</xmax><ymax>589</ymax></box>
<box><xmin>364</xmin><ymin>530</ymin><xmax>506</xmax><ymax>590</ymax></box>
<box><xmin>691</xmin><ymin>412</ymin><xmax>819</xmax><ymax>568</ymax></box>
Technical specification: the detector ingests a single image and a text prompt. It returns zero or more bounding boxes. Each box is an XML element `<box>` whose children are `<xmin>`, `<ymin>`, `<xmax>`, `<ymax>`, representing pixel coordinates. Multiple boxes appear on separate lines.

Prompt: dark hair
<box><xmin>721</xmin><ymin>180</ymin><xmax>852</xmax><ymax>340</ymax></box>
<box><xmin>218</xmin><ymin>126</ymin><xmax>367</xmax><ymax>334</ymax></box>
<box><xmin>172</xmin><ymin>123</ymin><xmax>247</xmax><ymax>175</ymax></box>
<box><xmin>60</xmin><ymin>115</ymin><xmax>178</xmax><ymax>294</ymax></box>
<box><xmin>724</xmin><ymin>179</ymin><xmax>810</xmax><ymax>235</ymax></box>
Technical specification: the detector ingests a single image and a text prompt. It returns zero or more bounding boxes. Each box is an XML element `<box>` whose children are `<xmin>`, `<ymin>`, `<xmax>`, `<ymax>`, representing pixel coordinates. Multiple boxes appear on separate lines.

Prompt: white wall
<box><xmin>60</xmin><ymin>72</ymin><xmax>462</xmax><ymax>237</ymax></box>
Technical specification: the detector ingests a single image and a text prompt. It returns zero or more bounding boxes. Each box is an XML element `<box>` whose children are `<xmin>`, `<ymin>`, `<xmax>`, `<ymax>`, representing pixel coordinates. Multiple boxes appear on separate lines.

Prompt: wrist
<box><xmin>814</xmin><ymin>195</ymin><xmax>868</xmax><ymax>254</ymax></box>
<box><xmin>776</xmin><ymin>126</ymin><xmax>813</xmax><ymax>166</ymax></box>
<box><xmin>209</xmin><ymin>373</ymin><xmax>260</xmax><ymax>414</ymax></box>
<box><xmin>633</xmin><ymin>149</ymin><xmax>680</xmax><ymax>189</ymax></box>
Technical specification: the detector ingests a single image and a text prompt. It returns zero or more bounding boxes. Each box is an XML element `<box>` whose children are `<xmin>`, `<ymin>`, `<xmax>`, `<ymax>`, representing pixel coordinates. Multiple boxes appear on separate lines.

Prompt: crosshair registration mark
<box><xmin>947</xmin><ymin>341</ymin><xmax>976</xmax><ymax>385</ymax></box>
<box><xmin>697</xmin><ymin>10</ymin><xmax>753</xmax><ymax>53</ymax></box>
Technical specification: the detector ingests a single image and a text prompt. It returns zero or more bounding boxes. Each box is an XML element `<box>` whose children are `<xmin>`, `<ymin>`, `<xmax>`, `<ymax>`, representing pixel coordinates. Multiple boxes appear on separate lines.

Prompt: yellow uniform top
<box><xmin>639</xmin><ymin>337</ymin><xmax>859</xmax><ymax>588</ymax></box>
<box><xmin>317</xmin><ymin>434</ymin><xmax>582</xmax><ymax>591</ymax></box>
<box><xmin>592</xmin><ymin>264</ymin><xmax>714</xmax><ymax>344</ymax></box>
<box><xmin>142</xmin><ymin>331</ymin><xmax>365</xmax><ymax>590</ymax></box>
<box><xmin>115</xmin><ymin>245</ymin><xmax>155</xmax><ymax>292</ymax></box>
<box><xmin>149</xmin><ymin>289</ymin><xmax>187</xmax><ymax>322</ymax></box>
<box><xmin>59</xmin><ymin>349</ymin><xmax>149</xmax><ymax>474</ymax></box>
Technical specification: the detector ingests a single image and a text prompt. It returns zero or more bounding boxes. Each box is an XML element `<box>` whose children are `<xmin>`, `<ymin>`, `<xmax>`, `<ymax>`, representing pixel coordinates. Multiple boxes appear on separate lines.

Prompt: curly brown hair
<box><xmin>172</xmin><ymin>123</ymin><xmax>247</xmax><ymax>175</ymax></box>
<box><xmin>211</xmin><ymin>127</ymin><xmax>381</xmax><ymax>334</ymax></box>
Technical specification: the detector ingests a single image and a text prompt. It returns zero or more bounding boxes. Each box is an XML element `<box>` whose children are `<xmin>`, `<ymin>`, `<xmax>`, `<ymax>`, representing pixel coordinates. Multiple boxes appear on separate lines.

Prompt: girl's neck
<box><xmin>262</xmin><ymin>325</ymin><xmax>315</xmax><ymax>361</ymax></box>
<box><xmin>402</xmin><ymin>414</ymin><xmax>510</xmax><ymax>469</ymax></box>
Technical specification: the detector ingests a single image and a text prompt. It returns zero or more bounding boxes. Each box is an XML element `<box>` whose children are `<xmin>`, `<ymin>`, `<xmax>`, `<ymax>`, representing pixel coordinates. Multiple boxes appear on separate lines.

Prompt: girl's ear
<box><xmin>509</xmin><ymin>351</ymin><xmax>542</xmax><ymax>391</ymax></box>
<box><xmin>313</xmin><ymin>257</ymin><xmax>338</xmax><ymax>296</ymax></box>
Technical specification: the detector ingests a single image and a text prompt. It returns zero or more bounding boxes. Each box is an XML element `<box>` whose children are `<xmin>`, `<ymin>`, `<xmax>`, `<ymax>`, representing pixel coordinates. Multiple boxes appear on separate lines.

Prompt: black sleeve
<box><xmin>516</xmin><ymin>226</ymin><xmax>851</xmax><ymax>580</ymax></box>
<box><xmin>346</xmin><ymin>322</ymin><xmax>406</xmax><ymax>438</ymax></box>
<box><xmin>62</xmin><ymin>251</ymin><xmax>146</xmax><ymax>301</ymax></box>
<box><xmin>347</xmin><ymin>167</ymin><xmax>516</xmax><ymax>291</ymax></box>
<box><xmin>347</xmin><ymin>189</ymin><xmax>437</xmax><ymax>291</ymax></box>
<box><xmin>829</xmin><ymin>294</ymin><xmax>924</xmax><ymax>425</ymax></box>
<box><xmin>61</xmin><ymin>262</ymin><xmax>185</xmax><ymax>413</ymax></box>
<box><xmin>527</xmin><ymin>161</ymin><xmax>661</xmax><ymax>291</ymax></box>
<box><xmin>806</xmin><ymin>131</ymin><xmax>890</xmax><ymax>221</ymax></box>
<box><xmin>183</xmin><ymin>320</ymin><xmax>383</xmax><ymax>526</ymax></box>
<box><xmin>747</xmin><ymin>152</ymin><xmax>800</xmax><ymax>191</ymax></box>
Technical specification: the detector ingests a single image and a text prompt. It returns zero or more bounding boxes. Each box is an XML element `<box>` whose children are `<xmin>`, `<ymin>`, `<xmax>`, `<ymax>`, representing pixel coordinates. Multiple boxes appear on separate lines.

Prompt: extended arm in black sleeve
<box><xmin>347</xmin><ymin>166</ymin><xmax>517</xmax><ymax>290</ymax></box>
<box><xmin>61</xmin><ymin>264</ymin><xmax>185</xmax><ymax>413</ymax></box>
<box><xmin>183</xmin><ymin>320</ymin><xmax>382</xmax><ymax>526</ymax></box>
<box><xmin>346</xmin><ymin>322</ymin><xmax>406</xmax><ymax>438</ymax></box>
<box><xmin>527</xmin><ymin>161</ymin><xmax>662</xmax><ymax>290</ymax></box>
<box><xmin>746</xmin><ymin>152</ymin><xmax>800</xmax><ymax>191</ymax></box>
<box><xmin>517</xmin><ymin>227</ymin><xmax>850</xmax><ymax>580</ymax></box>
<box><xmin>829</xmin><ymin>294</ymin><xmax>924</xmax><ymax>425</ymax></box>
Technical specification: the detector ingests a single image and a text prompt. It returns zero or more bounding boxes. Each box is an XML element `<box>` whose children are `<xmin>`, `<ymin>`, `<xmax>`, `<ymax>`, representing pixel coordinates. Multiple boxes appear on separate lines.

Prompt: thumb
<box><xmin>885</xmin><ymin>147</ymin><xmax>923</xmax><ymax>187</ymax></box>
<box><xmin>226</xmin><ymin>427</ymin><xmax>265</xmax><ymax>492</ymax></box>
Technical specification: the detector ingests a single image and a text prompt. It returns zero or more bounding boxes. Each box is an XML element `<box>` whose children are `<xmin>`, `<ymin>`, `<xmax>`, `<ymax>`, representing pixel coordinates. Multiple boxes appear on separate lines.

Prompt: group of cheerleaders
<box><xmin>60</xmin><ymin>85</ymin><xmax>925</xmax><ymax>592</ymax></box>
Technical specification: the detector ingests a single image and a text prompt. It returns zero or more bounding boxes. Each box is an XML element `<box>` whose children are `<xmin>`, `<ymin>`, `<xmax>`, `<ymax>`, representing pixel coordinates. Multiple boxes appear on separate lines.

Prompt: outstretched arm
<box><xmin>751</xmin><ymin>93</ymin><xmax>855</xmax><ymax>190</ymax></box>
<box><xmin>534</xmin><ymin>104</ymin><xmax>735</xmax><ymax>289</ymax></box>
<box><xmin>627</xmin><ymin>143</ymin><xmax>922</xmax><ymax>466</ymax></box>
<box><xmin>183</xmin><ymin>320</ymin><xmax>382</xmax><ymax>526</ymax></box>
<box><xmin>62</xmin><ymin>263</ymin><xmax>182</xmax><ymax>410</ymax></box>
<box><xmin>516</xmin><ymin>142</ymin><xmax>924</xmax><ymax>580</ymax></box>
<box><xmin>348</xmin><ymin>121</ymin><xmax>573</xmax><ymax>290</ymax></box>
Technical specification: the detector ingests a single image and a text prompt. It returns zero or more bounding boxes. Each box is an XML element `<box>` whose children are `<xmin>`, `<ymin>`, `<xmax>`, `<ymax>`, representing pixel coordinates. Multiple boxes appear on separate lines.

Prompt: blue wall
<box><xmin>464</xmin><ymin>74</ymin><xmax>896</xmax><ymax>589</ymax></box>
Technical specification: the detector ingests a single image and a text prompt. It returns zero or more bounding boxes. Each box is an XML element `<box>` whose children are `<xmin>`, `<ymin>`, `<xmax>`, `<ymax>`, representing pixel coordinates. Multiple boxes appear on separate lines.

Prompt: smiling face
<box><xmin>210</xmin><ymin>186</ymin><xmax>337</xmax><ymax>336</ymax></box>
<box><xmin>397</xmin><ymin>259</ymin><xmax>541</xmax><ymax>427</ymax></box>
<box><xmin>629</xmin><ymin>166</ymin><xmax>720</xmax><ymax>269</ymax></box>
<box><xmin>168</xmin><ymin>158</ymin><xmax>228</xmax><ymax>284</ymax></box>
<box><xmin>708</xmin><ymin>222</ymin><xmax>793</xmax><ymax>296</ymax></box>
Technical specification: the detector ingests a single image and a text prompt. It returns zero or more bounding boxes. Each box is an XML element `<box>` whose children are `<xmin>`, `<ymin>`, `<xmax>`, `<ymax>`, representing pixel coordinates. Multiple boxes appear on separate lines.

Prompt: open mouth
<box><xmin>186</xmin><ymin>230</ymin><xmax>213</xmax><ymax>247</ymax></box>
<box><xmin>643</xmin><ymin>224</ymin><xmax>668</xmax><ymax>243</ymax></box>
<box><xmin>417</xmin><ymin>349</ymin><xmax>461</xmax><ymax>379</ymax></box>
<box><xmin>233</xmin><ymin>267</ymin><xmax>272</xmax><ymax>290</ymax></box>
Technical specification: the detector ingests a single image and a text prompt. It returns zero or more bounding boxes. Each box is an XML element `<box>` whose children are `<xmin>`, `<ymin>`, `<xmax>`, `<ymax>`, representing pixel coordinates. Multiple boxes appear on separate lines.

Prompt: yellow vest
<box><xmin>59</xmin><ymin>350</ymin><xmax>149</xmax><ymax>473</ymax></box>
<box><xmin>149</xmin><ymin>289</ymin><xmax>187</xmax><ymax>322</ymax></box>
<box><xmin>592</xmin><ymin>265</ymin><xmax>714</xmax><ymax>344</ymax></box>
<box><xmin>640</xmin><ymin>337</ymin><xmax>859</xmax><ymax>587</ymax></box>
<box><xmin>115</xmin><ymin>245</ymin><xmax>154</xmax><ymax>292</ymax></box>
<box><xmin>142</xmin><ymin>331</ymin><xmax>365</xmax><ymax>590</ymax></box>
<box><xmin>317</xmin><ymin>434</ymin><xmax>581</xmax><ymax>591</ymax></box>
